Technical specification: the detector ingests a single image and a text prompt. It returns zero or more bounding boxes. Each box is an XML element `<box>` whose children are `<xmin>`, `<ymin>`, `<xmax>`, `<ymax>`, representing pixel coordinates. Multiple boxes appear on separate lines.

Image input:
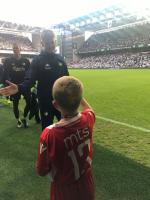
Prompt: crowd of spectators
<box><xmin>0</xmin><ymin>20</ymin><xmax>41</xmax><ymax>32</ymax></box>
<box><xmin>69</xmin><ymin>52</ymin><xmax>150</xmax><ymax>69</ymax></box>
<box><xmin>0</xmin><ymin>33</ymin><xmax>35</xmax><ymax>51</ymax></box>
<box><xmin>79</xmin><ymin>23</ymin><xmax>150</xmax><ymax>53</ymax></box>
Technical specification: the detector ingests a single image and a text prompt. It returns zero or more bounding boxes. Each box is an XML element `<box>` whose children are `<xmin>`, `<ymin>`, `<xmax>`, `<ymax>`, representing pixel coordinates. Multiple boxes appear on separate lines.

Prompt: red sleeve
<box><xmin>36</xmin><ymin>128</ymin><xmax>52</xmax><ymax>176</ymax></box>
<box><xmin>83</xmin><ymin>109</ymin><xmax>95</xmax><ymax>128</ymax></box>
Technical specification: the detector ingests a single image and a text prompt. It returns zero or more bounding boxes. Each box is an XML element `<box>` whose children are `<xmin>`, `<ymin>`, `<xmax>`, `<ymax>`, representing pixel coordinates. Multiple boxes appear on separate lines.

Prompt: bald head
<box><xmin>41</xmin><ymin>30</ymin><xmax>56</xmax><ymax>53</ymax></box>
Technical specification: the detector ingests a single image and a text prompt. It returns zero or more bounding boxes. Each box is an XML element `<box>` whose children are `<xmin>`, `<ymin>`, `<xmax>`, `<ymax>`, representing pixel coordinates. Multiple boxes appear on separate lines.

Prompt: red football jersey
<box><xmin>36</xmin><ymin>108</ymin><xmax>95</xmax><ymax>200</ymax></box>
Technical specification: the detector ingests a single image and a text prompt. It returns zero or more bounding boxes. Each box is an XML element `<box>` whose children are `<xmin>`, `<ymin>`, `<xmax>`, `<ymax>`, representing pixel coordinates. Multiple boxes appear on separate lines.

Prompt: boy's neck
<box><xmin>61</xmin><ymin>111</ymin><xmax>79</xmax><ymax>119</ymax></box>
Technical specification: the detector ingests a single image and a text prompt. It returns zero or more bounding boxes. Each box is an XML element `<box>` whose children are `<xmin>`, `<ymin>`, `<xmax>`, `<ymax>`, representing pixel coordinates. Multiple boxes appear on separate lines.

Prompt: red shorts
<box><xmin>50</xmin><ymin>169</ymin><xmax>95</xmax><ymax>200</ymax></box>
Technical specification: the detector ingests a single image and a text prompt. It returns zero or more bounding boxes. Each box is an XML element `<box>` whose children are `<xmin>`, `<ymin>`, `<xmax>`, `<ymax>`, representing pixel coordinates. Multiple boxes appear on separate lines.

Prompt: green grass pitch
<box><xmin>0</xmin><ymin>69</ymin><xmax>150</xmax><ymax>200</ymax></box>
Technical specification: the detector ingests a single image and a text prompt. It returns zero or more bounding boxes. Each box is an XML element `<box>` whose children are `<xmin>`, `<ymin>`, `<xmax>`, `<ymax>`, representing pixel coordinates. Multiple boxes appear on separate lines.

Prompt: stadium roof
<box><xmin>0</xmin><ymin>0</ymin><xmax>150</xmax><ymax>34</ymax></box>
<box><xmin>0</xmin><ymin>0</ymin><xmax>116</xmax><ymax>34</ymax></box>
<box><xmin>52</xmin><ymin>3</ymin><xmax>150</xmax><ymax>33</ymax></box>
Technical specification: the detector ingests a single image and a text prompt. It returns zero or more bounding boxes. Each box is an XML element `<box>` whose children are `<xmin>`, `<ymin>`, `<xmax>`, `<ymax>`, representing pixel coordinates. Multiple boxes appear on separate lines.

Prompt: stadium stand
<box><xmin>0</xmin><ymin>4</ymin><xmax>150</xmax><ymax>69</ymax></box>
<box><xmin>54</xmin><ymin>4</ymin><xmax>150</xmax><ymax>69</ymax></box>
<box><xmin>0</xmin><ymin>20</ymin><xmax>41</xmax><ymax>62</ymax></box>
<box><xmin>0</xmin><ymin>33</ymin><xmax>34</xmax><ymax>51</ymax></box>
<box><xmin>69</xmin><ymin>52</ymin><xmax>150</xmax><ymax>69</ymax></box>
<box><xmin>78</xmin><ymin>23</ymin><xmax>150</xmax><ymax>54</ymax></box>
<box><xmin>0</xmin><ymin>20</ymin><xmax>42</xmax><ymax>56</ymax></box>
<box><xmin>0</xmin><ymin>20</ymin><xmax>42</xmax><ymax>32</ymax></box>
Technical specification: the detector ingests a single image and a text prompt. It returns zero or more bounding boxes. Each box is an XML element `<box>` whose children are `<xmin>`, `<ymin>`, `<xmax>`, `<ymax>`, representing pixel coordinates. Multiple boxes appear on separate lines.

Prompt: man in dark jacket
<box><xmin>0</xmin><ymin>30</ymin><xmax>69</xmax><ymax>129</ymax></box>
<box><xmin>2</xmin><ymin>44</ymin><xmax>31</xmax><ymax>128</ymax></box>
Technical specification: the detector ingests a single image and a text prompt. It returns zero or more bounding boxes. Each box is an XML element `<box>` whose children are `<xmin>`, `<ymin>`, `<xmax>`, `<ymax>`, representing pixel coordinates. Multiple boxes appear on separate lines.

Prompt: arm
<box><xmin>0</xmin><ymin>81</ymin><xmax>18</xmax><ymax>96</ymax></box>
<box><xmin>80</xmin><ymin>98</ymin><xmax>95</xmax><ymax>127</ymax></box>
<box><xmin>0</xmin><ymin>59</ymin><xmax>18</xmax><ymax>96</ymax></box>
<box><xmin>18</xmin><ymin>58</ymin><xmax>37</xmax><ymax>93</ymax></box>
<box><xmin>64</xmin><ymin>62</ymin><xmax>69</xmax><ymax>76</ymax></box>
<box><xmin>80</xmin><ymin>98</ymin><xmax>93</xmax><ymax>111</ymax></box>
<box><xmin>0</xmin><ymin>58</ymin><xmax>37</xmax><ymax>96</ymax></box>
<box><xmin>36</xmin><ymin>129</ymin><xmax>51</xmax><ymax>176</ymax></box>
<box><xmin>57</xmin><ymin>54</ymin><xmax>69</xmax><ymax>76</ymax></box>
<box><xmin>2</xmin><ymin>59</ymin><xmax>10</xmax><ymax>85</ymax></box>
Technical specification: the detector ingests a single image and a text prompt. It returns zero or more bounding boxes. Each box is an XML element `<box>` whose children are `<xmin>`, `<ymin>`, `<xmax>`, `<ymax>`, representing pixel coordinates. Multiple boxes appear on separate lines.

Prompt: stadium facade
<box><xmin>53</xmin><ymin>3</ymin><xmax>150</xmax><ymax>68</ymax></box>
<box><xmin>1</xmin><ymin>3</ymin><xmax>150</xmax><ymax>68</ymax></box>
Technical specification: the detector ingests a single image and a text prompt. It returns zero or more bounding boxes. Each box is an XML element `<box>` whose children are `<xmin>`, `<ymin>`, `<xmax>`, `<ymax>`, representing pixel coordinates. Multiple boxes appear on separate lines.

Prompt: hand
<box><xmin>0</xmin><ymin>80</ymin><xmax>18</xmax><ymax>96</ymax></box>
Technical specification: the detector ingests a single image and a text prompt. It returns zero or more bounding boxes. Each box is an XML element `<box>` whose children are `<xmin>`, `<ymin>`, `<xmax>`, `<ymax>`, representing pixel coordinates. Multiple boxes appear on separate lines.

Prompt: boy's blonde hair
<box><xmin>53</xmin><ymin>76</ymin><xmax>83</xmax><ymax>112</ymax></box>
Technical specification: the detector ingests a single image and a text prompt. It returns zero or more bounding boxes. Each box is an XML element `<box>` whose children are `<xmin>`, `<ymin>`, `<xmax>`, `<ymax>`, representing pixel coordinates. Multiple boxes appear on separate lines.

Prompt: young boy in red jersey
<box><xmin>36</xmin><ymin>76</ymin><xmax>95</xmax><ymax>200</ymax></box>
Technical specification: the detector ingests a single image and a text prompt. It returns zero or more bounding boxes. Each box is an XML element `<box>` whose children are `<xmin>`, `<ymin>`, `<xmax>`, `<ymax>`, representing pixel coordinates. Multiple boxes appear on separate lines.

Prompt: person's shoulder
<box><xmin>82</xmin><ymin>108</ymin><xmax>95</xmax><ymax>114</ymax></box>
<box><xmin>21</xmin><ymin>57</ymin><xmax>30</xmax><ymax>63</ymax></box>
<box><xmin>30</xmin><ymin>54</ymin><xmax>41</xmax><ymax>66</ymax></box>
<box><xmin>40</xmin><ymin>125</ymin><xmax>55</xmax><ymax>140</ymax></box>
<box><xmin>55</xmin><ymin>53</ymin><xmax>64</xmax><ymax>60</ymax></box>
<box><xmin>38</xmin><ymin>51</ymin><xmax>49</xmax><ymax>57</ymax></box>
<box><xmin>4</xmin><ymin>56</ymin><xmax>9</xmax><ymax>60</ymax></box>
<box><xmin>55</xmin><ymin>54</ymin><xmax>68</xmax><ymax>67</ymax></box>
<box><xmin>21</xmin><ymin>56</ymin><xmax>29</xmax><ymax>60</ymax></box>
<box><xmin>81</xmin><ymin>109</ymin><xmax>95</xmax><ymax>123</ymax></box>
<box><xmin>38</xmin><ymin>51</ymin><xmax>45</xmax><ymax>57</ymax></box>
<box><xmin>5</xmin><ymin>56</ymin><xmax>13</xmax><ymax>62</ymax></box>
<box><xmin>4</xmin><ymin>57</ymin><xmax>13</xmax><ymax>65</ymax></box>
<box><xmin>55</xmin><ymin>53</ymin><xmax>65</xmax><ymax>61</ymax></box>
<box><xmin>33</xmin><ymin>52</ymin><xmax>47</xmax><ymax>62</ymax></box>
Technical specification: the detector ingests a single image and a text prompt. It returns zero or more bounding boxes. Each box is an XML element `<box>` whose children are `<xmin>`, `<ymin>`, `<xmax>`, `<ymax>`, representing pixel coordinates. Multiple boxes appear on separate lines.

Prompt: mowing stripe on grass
<box><xmin>96</xmin><ymin>115</ymin><xmax>150</xmax><ymax>132</ymax></box>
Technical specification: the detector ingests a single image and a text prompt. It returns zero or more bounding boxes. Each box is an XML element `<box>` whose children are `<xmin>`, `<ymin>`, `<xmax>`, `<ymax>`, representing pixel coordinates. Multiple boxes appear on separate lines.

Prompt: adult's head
<box><xmin>41</xmin><ymin>29</ymin><xmax>56</xmax><ymax>53</ymax></box>
<box><xmin>12</xmin><ymin>43</ymin><xmax>21</xmax><ymax>58</ymax></box>
<box><xmin>52</xmin><ymin>76</ymin><xmax>83</xmax><ymax>114</ymax></box>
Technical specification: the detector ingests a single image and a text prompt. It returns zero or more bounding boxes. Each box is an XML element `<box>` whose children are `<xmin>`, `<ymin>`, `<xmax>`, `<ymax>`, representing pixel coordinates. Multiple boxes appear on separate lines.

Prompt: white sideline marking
<box><xmin>96</xmin><ymin>115</ymin><xmax>150</xmax><ymax>133</ymax></box>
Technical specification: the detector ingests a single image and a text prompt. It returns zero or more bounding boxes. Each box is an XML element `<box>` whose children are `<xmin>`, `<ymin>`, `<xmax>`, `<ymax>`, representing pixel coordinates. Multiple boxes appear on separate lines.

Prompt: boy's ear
<box><xmin>52</xmin><ymin>100</ymin><xmax>57</xmax><ymax>107</ymax></box>
<box><xmin>53</xmin><ymin>100</ymin><xmax>61</xmax><ymax>112</ymax></box>
<box><xmin>53</xmin><ymin>100</ymin><xmax>59</xmax><ymax>109</ymax></box>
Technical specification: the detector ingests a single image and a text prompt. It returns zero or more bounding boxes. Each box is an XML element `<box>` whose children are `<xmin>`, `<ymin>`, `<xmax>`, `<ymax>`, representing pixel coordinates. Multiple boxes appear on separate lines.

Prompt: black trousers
<box><xmin>39</xmin><ymin>100</ymin><xmax>61</xmax><ymax>130</ymax></box>
<box><xmin>10</xmin><ymin>92</ymin><xmax>31</xmax><ymax>119</ymax></box>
